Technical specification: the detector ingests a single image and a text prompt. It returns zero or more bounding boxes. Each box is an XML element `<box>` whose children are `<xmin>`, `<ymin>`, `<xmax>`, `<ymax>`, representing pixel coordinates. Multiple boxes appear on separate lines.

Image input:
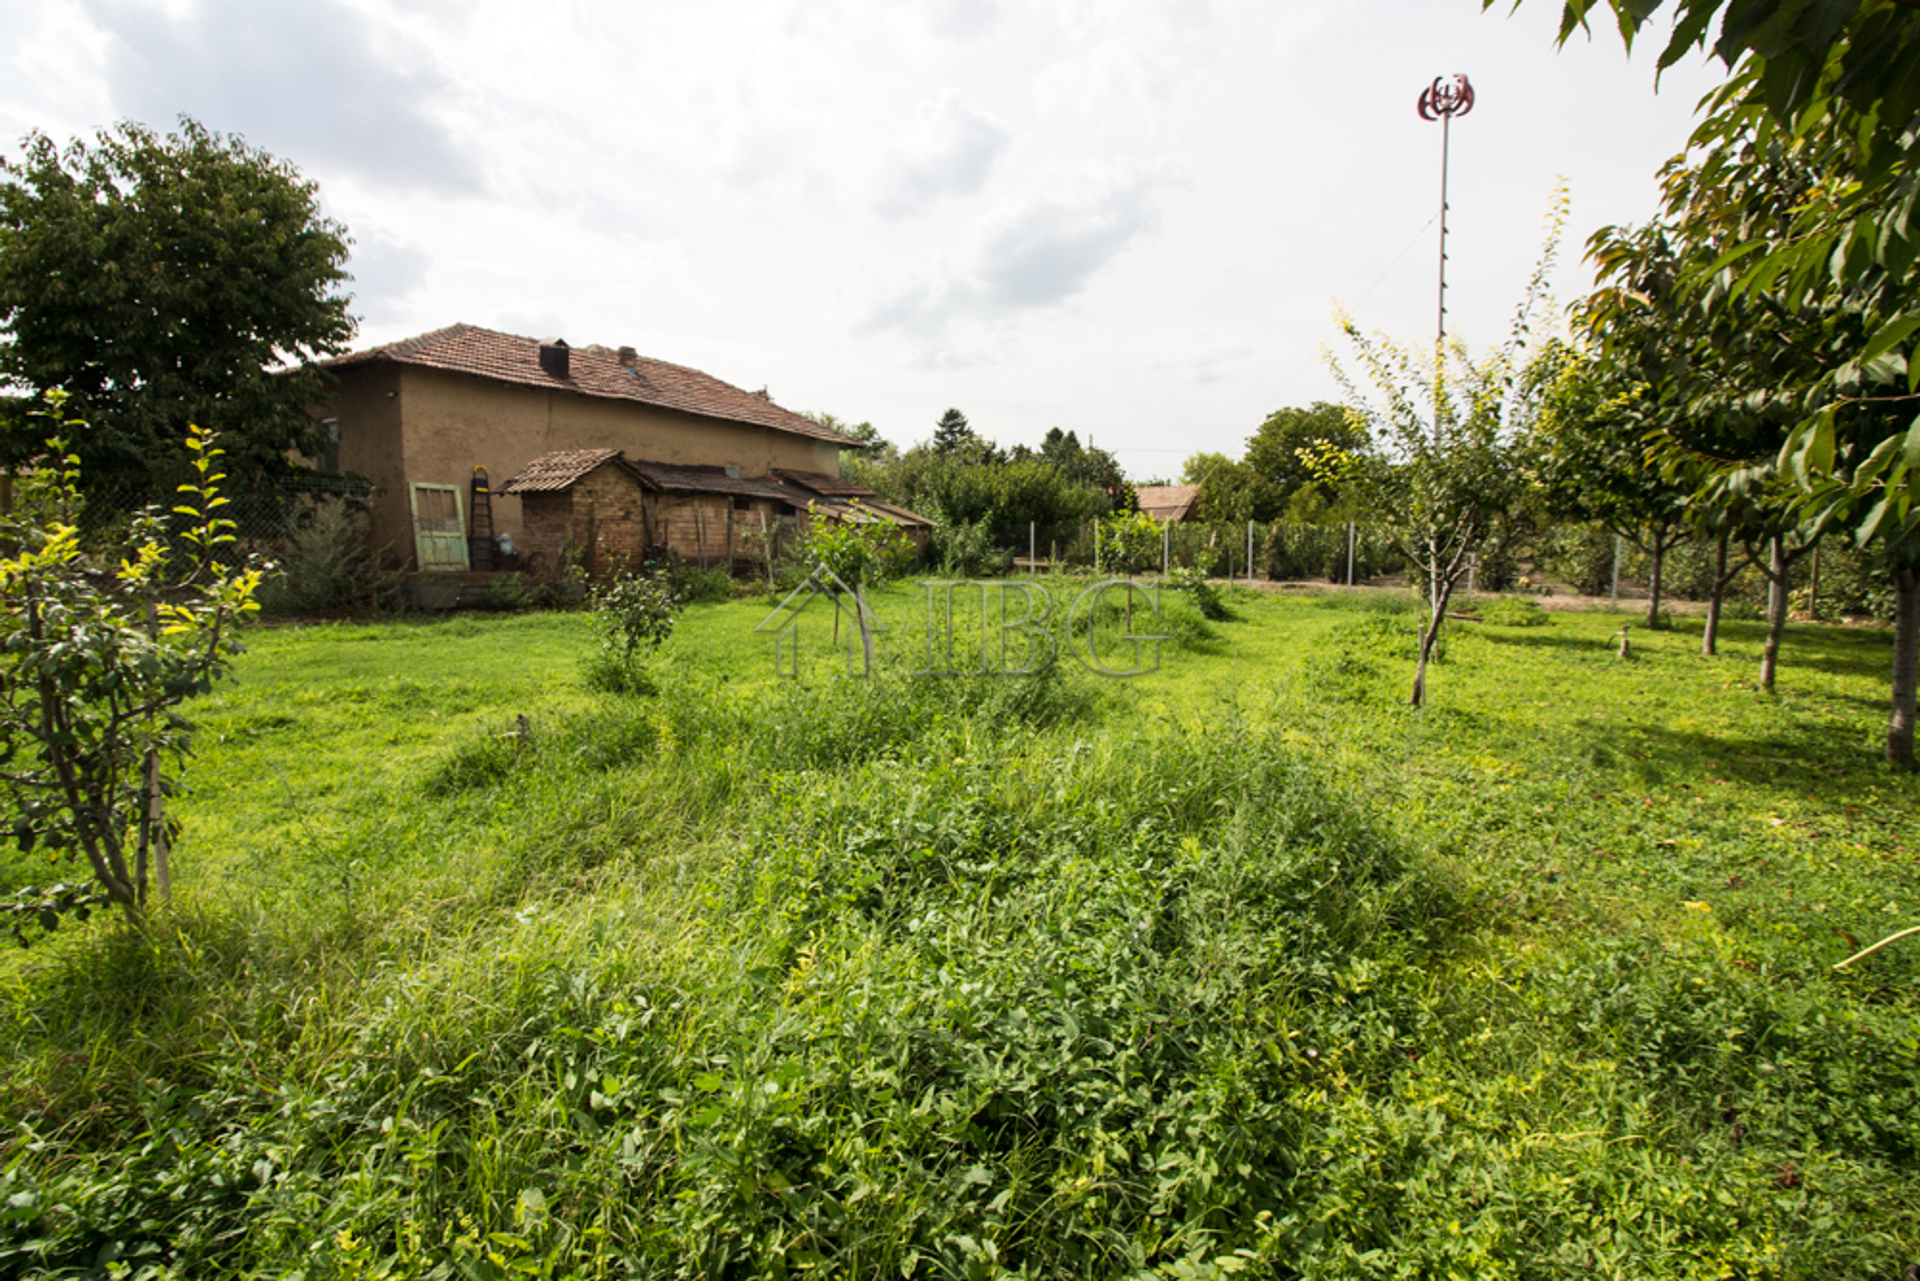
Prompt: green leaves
<box><xmin>0</xmin><ymin>118</ymin><xmax>352</xmax><ymax>499</ymax></box>
<box><xmin>0</xmin><ymin>409</ymin><xmax>260</xmax><ymax>923</ymax></box>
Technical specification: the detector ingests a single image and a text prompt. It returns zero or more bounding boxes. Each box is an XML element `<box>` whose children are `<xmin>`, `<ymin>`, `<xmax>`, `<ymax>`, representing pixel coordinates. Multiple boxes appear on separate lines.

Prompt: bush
<box><xmin>1479</xmin><ymin>596</ymin><xmax>1551</xmax><ymax>627</ymax></box>
<box><xmin>643</xmin><ymin>550</ymin><xmax>734</xmax><ymax>605</ymax></box>
<box><xmin>581</xmin><ymin>570</ymin><xmax>680</xmax><ymax>695</ymax></box>
<box><xmin>256</xmin><ymin>499</ymin><xmax>398</xmax><ymax>617</ymax></box>
<box><xmin>799</xmin><ymin>501</ymin><xmax>916</xmax><ymax>588</ymax></box>
<box><xmin>1165</xmin><ymin>565</ymin><xmax>1230</xmax><ymax>620</ymax></box>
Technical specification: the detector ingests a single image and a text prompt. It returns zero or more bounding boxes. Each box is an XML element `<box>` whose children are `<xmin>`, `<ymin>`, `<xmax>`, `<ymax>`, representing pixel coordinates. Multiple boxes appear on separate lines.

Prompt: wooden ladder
<box><xmin>469</xmin><ymin>466</ymin><xmax>494</xmax><ymax>571</ymax></box>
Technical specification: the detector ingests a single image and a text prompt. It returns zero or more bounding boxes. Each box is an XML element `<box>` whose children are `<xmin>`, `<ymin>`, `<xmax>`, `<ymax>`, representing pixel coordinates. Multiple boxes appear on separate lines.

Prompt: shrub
<box><xmin>800</xmin><ymin>501</ymin><xmax>916</xmax><ymax>588</ymax></box>
<box><xmin>1165</xmin><ymin>565</ymin><xmax>1230</xmax><ymax>620</ymax></box>
<box><xmin>581</xmin><ymin>570</ymin><xmax>680</xmax><ymax>695</ymax></box>
<box><xmin>1479</xmin><ymin>596</ymin><xmax>1551</xmax><ymax>627</ymax></box>
<box><xmin>256</xmin><ymin>499</ymin><xmax>398</xmax><ymax>617</ymax></box>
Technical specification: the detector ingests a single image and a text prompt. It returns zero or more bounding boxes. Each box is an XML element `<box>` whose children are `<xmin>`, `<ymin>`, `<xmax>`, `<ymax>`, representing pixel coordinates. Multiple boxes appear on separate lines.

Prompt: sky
<box><xmin>0</xmin><ymin>0</ymin><xmax>1729</xmax><ymax>480</ymax></box>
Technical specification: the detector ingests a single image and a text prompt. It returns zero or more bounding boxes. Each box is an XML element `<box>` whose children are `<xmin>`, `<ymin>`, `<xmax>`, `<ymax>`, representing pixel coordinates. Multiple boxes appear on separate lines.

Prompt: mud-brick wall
<box><xmin>651</xmin><ymin>494</ymin><xmax>735</xmax><ymax>567</ymax></box>
<box><xmin>515</xmin><ymin>491</ymin><xmax>575</xmax><ymax>578</ymax></box>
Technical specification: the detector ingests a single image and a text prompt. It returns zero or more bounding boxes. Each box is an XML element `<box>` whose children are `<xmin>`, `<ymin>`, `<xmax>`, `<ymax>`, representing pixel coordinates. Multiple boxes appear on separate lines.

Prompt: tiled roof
<box><xmin>773</xmin><ymin>469</ymin><xmax>875</xmax><ymax>498</ymax></box>
<box><xmin>496</xmin><ymin>448</ymin><xmax>626</xmax><ymax>494</ymax></box>
<box><xmin>324</xmin><ymin>324</ymin><xmax>861</xmax><ymax>447</ymax></box>
<box><xmin>1135</xmin><ymin>484</ymin><xmax>1201</xmax><ymax>521</ymax></box>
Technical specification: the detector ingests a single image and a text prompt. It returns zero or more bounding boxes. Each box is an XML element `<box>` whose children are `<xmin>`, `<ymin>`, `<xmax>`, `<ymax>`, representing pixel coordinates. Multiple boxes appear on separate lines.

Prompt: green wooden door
<box><xmin>410</xmin><ymin>483</ymin><xmax>470</xmax><ymax>572</ymax></box>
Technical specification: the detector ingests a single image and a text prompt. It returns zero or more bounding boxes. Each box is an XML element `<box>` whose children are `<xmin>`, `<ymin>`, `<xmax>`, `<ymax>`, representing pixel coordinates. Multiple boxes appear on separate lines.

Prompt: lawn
<box><xmin>2</xmin><ymin>582</ymin><xmax>1915</xmax><ymax>1279</ymax></box>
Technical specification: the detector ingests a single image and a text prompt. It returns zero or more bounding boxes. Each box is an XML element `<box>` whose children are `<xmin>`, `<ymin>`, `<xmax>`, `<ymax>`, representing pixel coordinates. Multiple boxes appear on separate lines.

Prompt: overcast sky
<box><xmin>0</xmin><ymin>0</ymin><xmax>1726</xmax><ymax>479</ymax></box>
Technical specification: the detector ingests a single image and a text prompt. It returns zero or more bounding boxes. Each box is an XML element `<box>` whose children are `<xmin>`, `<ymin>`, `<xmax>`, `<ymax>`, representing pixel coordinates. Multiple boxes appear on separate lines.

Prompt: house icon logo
<box><xmin>754</xmin><ymin>567</ymin><xmax>887</xmax><ymax>679</ymax></box>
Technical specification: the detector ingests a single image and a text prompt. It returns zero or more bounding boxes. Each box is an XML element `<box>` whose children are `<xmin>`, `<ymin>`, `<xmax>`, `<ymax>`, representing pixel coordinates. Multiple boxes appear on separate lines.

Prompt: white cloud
<box><xmin>344</xmin><ymin>229</ymin><xmax>429</xmax><ymax>326</ymax></box>
<box><xmin>921</xmin><ymin>0</ymin><xmax>998</xmax><ymax>39</ymax></box>
<box><xmin>874</xmin><ymin>89</ymin><xmax>1011</xmax><ymax>219</ymax></box>
<box><xmin>76</xmin><ymin>0</ymin><xmax>481</xmax><ymax>195</ymax></box>
<box><xmin>862</xmin><ymin>157</ymin><xmax>1174</xmax><ymax>336</ymax></box>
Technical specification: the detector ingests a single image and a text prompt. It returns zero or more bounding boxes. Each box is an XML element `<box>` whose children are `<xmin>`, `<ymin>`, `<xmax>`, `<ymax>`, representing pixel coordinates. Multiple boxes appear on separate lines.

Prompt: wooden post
<box><xmin>1162</xmin><ymin>520</ymin><xmax>1169</xmax><ymax>577</ymax></box>
<box><xmin>1247</xmin><ymin>520</ymin><xmax>1254</xmax><ymax>585</ymax></box>
<box><xmin>760</xmin><ymin>510</ymin><xmax>774</xmax><ymax>595</ymax></box>
<box><xmin>1610</xmin><ymin>534</ymin><xmax>1622</xmax><ymax>608</ymax></box>
<box><xmin>1030</xmin><ymin>521</ymin><xmax>1036</xmax><ymax>577</ymax></box>
<box><xmin>1346</xmin><ymin>521</ymin><xmax>1356</xmax><ymax>587</ymax></box>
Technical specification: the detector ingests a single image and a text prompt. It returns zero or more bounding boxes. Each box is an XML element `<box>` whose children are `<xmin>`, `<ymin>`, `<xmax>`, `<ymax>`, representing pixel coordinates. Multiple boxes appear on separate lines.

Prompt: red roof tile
<box><xmin>325</xmin><ymin>324</ymin><xmax>862</xmax><ymax>447</ymax></box>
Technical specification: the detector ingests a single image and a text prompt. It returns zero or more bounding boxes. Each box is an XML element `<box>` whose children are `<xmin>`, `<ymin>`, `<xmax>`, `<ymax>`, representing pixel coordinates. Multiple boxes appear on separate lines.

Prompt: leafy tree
<box><xmin>0</xmin><ymin>400</ymin><xmax>261</xmax><ymax>935</ymax></box>
<box><xmin>1533</xmin><ymin>338</ymin><xmax>1695</xmax><ymax>630</ymax></box>
<box><xmin>1508</xmin><ymin>1</ymin><xmax>1920</xmax><ymax>761</ymax></box>
<box><xmin>1096</xmin><ymin>508</ymin><xmax>1163</xmax><ymax>577</ymax></box>
<box><xmin>1243</xmin><ymin>402</ymin><xmax>1369</xmax><ymax>520</ymax></box>
<box><xmin>799</xmin><ymin>500</ymin><xmax>915</xmax><ymax>589</ymax></box>
<box><xmin>932</xmin><ymin>407</ymin><xmax>977</xmax><ymax>457</ymax></box>
<box><xmin>0</xmin><ymin>118</ymin><xmax>354</xmax><ymax>503</ymax></box>
<box><xmin>1179</xmin><ymin>451</ymin><xmax>1258</xmax><ymax>526</ymax></box>
<box><xmin>1334</xmin><ymin>191</ymin><xmax>1566</xmax><ymax>707</ymax></box>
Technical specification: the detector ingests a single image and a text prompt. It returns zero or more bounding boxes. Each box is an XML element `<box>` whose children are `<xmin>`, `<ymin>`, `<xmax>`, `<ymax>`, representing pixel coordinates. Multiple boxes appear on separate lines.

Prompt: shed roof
<box><xmin>774</xmin><ymin>469</ymin><xmax>875</xmax><ymax>498</ymax></box>
<box><xmin>623</xmin><ymin>460</ymin><xmax>795</xmax><ymax>501</ymax></box>
<box><xmin>495</xmin><ymin>448</ymin><xmax>629</xmax><ymax>494</ymax></box>
<box><xmin>325</xmin><ymin>324</ymin><xmax>862</xmax><ymax>447</ymax></box>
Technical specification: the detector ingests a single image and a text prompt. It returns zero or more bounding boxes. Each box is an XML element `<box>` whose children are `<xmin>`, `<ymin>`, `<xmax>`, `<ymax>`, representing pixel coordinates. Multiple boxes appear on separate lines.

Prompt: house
<box><xmin>314</xmin><ymin>323</ymin><xmax>868</xmax><ymax>572</ymax></box>
<box><xmin>1135</xmin><ymin>484</ymin><xmax>1202</xmax><ymax>522</ymax></box>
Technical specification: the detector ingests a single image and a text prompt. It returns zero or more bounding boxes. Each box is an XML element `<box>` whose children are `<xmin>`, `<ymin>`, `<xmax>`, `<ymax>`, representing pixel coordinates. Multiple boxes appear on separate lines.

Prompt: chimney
<box><xmin>617</xmin><ymin>346</ymin><xmax>638</xmax><ymax>368</ymax></box>
<box><xmin>538</xmin><ymin>337</ymin><xmax>570</xmax><ymax>379</ymax></box>
<box><xmin>752</xmin><ymin>387</ymin><xmax>772</xmax><ymax>401</ymax></box>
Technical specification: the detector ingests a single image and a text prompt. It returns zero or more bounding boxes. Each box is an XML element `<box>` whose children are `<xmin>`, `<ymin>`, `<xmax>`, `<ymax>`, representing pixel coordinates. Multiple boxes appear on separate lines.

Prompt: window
<box><xmin>319</xmin><ymin>418</ymin><xmax>340</xmax><ymax>473</ymax></box>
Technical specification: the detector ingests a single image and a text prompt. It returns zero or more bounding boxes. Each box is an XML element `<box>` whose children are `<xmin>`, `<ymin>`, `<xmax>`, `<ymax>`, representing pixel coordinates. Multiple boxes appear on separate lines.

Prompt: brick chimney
<box><xmin>538</xmin><ymin>337</ymin><xmax>570</xmax><ymax>378</ymax></box>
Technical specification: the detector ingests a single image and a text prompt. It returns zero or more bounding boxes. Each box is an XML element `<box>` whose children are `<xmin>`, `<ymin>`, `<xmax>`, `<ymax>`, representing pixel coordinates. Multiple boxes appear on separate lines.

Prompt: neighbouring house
<box><xmin>313</xmin><ymin>323</ymin><xmax>878</xmax><ymax>573</ymax></box>
<box><xmin>1135</xmin><ymin>484</ymin><xmax>1202</xmax><ymax>523</ymax></box>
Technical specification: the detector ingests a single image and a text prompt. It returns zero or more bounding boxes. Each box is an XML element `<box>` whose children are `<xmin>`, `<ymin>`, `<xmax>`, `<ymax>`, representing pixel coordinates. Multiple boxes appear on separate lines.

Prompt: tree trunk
<box><xmin>1702</xmin><ymin>529</ymin><xmax>1728</xmax><ymax>657</ymax></box>
<box><xmin>1645</xmin><ymin>531</ymin><xmax>1667</xmax><ymax>630</ymax></box>
<box><xmin>1410</xmin><ymin>552</ymin><xmax>1457</xmax><ymax>708</ymax></box>
<box><xmin>1890</xmin><ymin>565</ymin><xmax>1919</xmax><ymax>772</ymax></box>
<box><xmin>1760</xmin><ymin>534</ymin><xmax>1787</xmax><ymax>692</ymax></box>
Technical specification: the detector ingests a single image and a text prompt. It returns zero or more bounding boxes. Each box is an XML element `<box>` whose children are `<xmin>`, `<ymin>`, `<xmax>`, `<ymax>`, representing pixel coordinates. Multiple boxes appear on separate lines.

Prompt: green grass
<box><xmin>2</xmin><ymin>582</ymin><xmax>1916</xmax><ymax>1278</ymax></box>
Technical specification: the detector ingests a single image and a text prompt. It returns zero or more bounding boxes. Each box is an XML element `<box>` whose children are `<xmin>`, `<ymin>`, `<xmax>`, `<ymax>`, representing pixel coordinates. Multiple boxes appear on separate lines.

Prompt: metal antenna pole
<box><xmin>1419</xmin><ymin>74</ymin><xmax>1474</xmax><ymax>447</ymax></box>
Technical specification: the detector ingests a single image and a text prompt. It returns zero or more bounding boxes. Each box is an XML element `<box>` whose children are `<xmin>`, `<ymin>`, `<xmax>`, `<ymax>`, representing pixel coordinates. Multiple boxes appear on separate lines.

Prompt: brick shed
<box><xmin>496</xmin><ymin>449</ymin><xmax>653</xmax><ymax>579</ymax></box>
<box><xmin>499</xmin><ymin>450</ymin><xmax>812</xmax><ymax>579</ymax></box>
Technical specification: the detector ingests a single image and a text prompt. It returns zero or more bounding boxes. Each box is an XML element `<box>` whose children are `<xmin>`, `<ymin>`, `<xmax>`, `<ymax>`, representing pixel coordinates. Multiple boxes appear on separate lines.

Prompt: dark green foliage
<box><xmin>931</xmin><ymin>406</ymin><xmax>975</xmax><ymax>456</ymax></box>
<box><xmin>0</xmin><ymin>119</ymin><xmax>353</xmax><ymax>501</ymax></box>
<box><xmin>256</xmin><ymin>500</ymin><xmax>400</xmax><ymax>617</ymax></box>
<box><xmin>1240</xmin><ymin>401</ymin><xmax>1369</xmax><ymax>519</ymax></box>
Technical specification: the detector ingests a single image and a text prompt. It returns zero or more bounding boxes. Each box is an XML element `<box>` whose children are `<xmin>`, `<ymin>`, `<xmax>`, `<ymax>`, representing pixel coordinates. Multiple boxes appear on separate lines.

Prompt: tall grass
<box><xmin>2</xmin><ymin>599</ymin><xmax>1917</xmax><ymax>1278</ymax></box>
